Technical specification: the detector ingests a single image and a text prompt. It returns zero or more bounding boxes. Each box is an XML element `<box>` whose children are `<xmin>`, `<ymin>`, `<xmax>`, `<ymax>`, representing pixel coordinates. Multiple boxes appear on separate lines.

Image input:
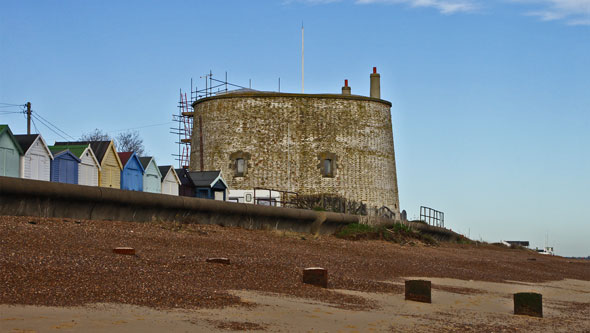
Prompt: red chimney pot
<box><xmin>344</xmin><ymin>79</ymin><xmax>348</xmax><ymax>87</ymax></box>
<box><xmin>373</xmin><ymin>67</ymin><xmax>377</xmax><ymax>74</ymax></box>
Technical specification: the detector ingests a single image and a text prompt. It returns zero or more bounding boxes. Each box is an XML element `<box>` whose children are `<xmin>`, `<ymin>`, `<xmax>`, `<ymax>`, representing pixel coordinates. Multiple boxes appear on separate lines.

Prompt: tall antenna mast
<box><xmin>301</xmin><ymin>22</ymin><xmax>304</xmax><ymax>93</ymax></box>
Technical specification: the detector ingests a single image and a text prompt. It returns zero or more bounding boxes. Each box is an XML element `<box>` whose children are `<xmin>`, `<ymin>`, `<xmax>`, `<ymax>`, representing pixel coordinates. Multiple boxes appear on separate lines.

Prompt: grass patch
<box><xmin>336</xmin><ymin>223</ymin><xmax>438</xmax><ymax>246</ymax></box>
<box><xmin>336</xmin><ymin>223</ymin><xmax>374</xmax><ymax>238</ymax></box>
<box><xmin>455</xmin><ymin>234</ymin><xmax>473</xmax><ymax>244</ymax></box>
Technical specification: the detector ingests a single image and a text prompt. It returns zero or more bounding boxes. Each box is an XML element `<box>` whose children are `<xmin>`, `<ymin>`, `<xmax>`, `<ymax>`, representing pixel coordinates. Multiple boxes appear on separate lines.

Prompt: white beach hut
<box><xmin>159</xmin><ymin>165</ymin><xmax>180</xmax><ymax>196</ymax></box>
<box><xmin>14</xmin><ymin>134</ymin><xmax>53</xmax><ymax>181</ymax></box>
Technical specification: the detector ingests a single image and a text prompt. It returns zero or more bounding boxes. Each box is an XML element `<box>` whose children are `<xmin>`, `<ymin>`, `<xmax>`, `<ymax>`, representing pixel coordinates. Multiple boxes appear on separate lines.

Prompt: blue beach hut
<box><xmin>118</xmin><ymin>152</ymin><xmax>144</xmax><ymax>191</ymax></box>
<box><xmin>49</xmin><ymin>147</ymin><xmax>81</xmax><ymax>184</ymax></box>
<box><xmin>189</xmin><ymin>170</ymin><xmax>228</xmax><ymax>201</ymax></box>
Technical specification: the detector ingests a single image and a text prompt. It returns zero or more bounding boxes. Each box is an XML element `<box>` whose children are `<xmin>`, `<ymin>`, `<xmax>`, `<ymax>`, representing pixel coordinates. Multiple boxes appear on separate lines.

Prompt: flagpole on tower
<box><xmin>301</xmin><ymin>22</ymin><xmax>304</xmax><ymax>94</ymax></box>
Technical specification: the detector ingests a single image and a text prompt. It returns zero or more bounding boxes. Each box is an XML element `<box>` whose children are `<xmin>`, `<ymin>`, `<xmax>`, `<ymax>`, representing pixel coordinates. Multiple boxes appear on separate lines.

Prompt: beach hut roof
<box><xmin>175</xmin><ymin>168</ymin><xmax>195</xmax><ymax>187</ymax></box>
<box><xmin>159</xmin><ymin>165</ymin><xmax>180</xmax><ymax>183</ymax></box>
<box><xmin>51</xmin><ymin>144</ymin><xmax>101</xmax><ymax>170</ymax></box>
<box><xmin>188</xmin><ymin>170</ymin><xmax>228</xmax><ymax>188</ymax></box>
<box><xmin>139</xmin><ymin>156</ymin><xmax>162</xmax><ymax>178</ymax></box>
<box><xmin>48</xmin><ymin>147</ymin><xmax>81</xmax><ymax>162</ymax></box>
<box><xmin>118</xmin><ymin>152</ymin><xmax>145</xmax><ymax>172</ymax></box>
<box><xmin>14</xmin><ymin>134</ymin><xmax>53</xmax><ymax>158</ymax></box>
<box><xmin>0</xmin><ymin>125</ymin><xmax>24</xmax><ymax>155</ymax></box>
<box><xmin>54</xmin><ymin>140</ymin><xmax>113</xmax><ymax>164</ymax></box>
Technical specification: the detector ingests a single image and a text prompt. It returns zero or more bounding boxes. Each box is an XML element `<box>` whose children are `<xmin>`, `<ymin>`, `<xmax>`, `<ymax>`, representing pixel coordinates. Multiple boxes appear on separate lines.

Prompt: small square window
<box><xmin>318</xmin><ymin>152</ymin><xmax>338</xmax><ymax>178</ymax></box>
<box><xmin>230</xmin><ymin>151</ymin><xmax>250</xmax><ymax>178</ymax></box>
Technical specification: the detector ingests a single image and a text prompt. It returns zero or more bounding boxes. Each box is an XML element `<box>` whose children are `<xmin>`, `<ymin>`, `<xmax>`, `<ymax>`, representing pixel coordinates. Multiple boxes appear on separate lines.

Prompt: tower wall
<box><xmin>191</xmin><ymin>92</ymin><xmax>399</xmax><ymax>212</ymax></box>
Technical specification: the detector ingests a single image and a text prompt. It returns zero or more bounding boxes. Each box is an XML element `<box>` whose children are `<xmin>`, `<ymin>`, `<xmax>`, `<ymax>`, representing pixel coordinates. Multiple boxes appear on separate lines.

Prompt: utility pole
<box><xmin>26</xmin><ymin>102</ymin><xmax>31</xmax><ymax>134</ymax></box>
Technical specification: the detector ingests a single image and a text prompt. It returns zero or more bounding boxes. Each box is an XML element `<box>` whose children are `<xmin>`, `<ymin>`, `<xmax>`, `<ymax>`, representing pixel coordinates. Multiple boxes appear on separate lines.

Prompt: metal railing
<box><xmin>376</xmin><ymin>206</ymin><xmax>396</xmax><ymax>220</ymax></box>
<box><xmin>253</xmin><ymin>187</ymin><xmax>299</xmax><ymax>208</ymax></box>
<box><xmin>420</xmin><ymin>206</ymin><xmax>444</xmax><ymax>228</ymax></box>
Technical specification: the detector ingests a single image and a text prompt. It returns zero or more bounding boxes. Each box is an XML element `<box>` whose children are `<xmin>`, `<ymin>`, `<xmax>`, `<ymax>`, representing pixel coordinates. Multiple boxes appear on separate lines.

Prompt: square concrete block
<box><xmin>303</xmin><ymin>267</ymin><xmax>328</xmax><ymax>288</ymax></box>
<box><xmin>113</xmin><ymin>247</ymin><xmax>135</xmax><ymax>255</ymax></box>
<box><xmin>514</xmin><ymin>292</ymin><xmax>543</xmax><ymax>318</ymax></box>
<box><xmin>405</xmin><ymin>280</ymin><xmax>432</xmax><ymax>303</ymax></box>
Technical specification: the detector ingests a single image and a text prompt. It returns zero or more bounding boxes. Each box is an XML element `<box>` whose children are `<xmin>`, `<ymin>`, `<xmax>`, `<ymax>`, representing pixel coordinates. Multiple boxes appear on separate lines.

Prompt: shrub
<box><xmin>335</xmin><ymin>222</ymin><xmax>438</xmax><ymax>246</ymax></box>
<box><xmin>336</xmin><ymin>223</ymin><xmax>375</xmax><ymax>238</ymax></box>
<box><xmin>456</xmin><ymin>235</ymin><xmax>473</xmax><ymax>244</ymax></box>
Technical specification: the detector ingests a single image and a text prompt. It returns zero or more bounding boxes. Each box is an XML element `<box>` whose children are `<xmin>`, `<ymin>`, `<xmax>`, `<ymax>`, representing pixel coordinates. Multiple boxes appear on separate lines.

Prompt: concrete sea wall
<box><xmin>0</xmin><ymin>176</ymin><xmax>357</xmax><ymax>235</ymax></box>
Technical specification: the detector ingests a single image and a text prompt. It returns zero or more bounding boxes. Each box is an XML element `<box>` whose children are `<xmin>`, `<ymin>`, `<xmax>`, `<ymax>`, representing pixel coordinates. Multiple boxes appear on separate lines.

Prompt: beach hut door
<box><xmin>31</xmin><ymin>156</ymin><xmax>38</xmax><ymax>179</ymax></box>
<box><xmin>214</xmin><ymin>191</ymin><xmax>224</xmax><ymax>201</ymax></box>
<box><xmin>0</xmin><ymin>147</ymin><xmax>8</xmax><ymax>175</ymax></box>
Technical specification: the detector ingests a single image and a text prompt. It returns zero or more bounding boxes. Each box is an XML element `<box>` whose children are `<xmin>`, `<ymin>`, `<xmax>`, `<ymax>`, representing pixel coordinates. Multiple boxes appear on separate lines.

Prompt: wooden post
<box><xmin>206</xmin><ymin>257</ymin><xmax>230</xmax><ymax>265</ymax></box>
<box><xmin>303</xmin><ymin>267</ymin><xmax>327</xmax><ymax>288</ymax></box>
<box><xmin>405</xmin><ymin>280</ymin><xmax>432</xmax><ymax>303</ymax></box>
<box><xmin>113</xmin><ymin>247</ymin><xmax>135</xmax><ymax>255</ymax></box>
<box><xmin>514</xmin><ymin>292</ymin><xmax>543</xmax><ymax>318</ymax></box>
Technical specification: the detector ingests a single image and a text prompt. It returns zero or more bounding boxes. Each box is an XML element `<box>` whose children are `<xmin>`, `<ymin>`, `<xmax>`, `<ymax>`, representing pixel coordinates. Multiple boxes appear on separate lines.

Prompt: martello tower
<box><xmin>189</xmin><ymin>68</ymin><xmax>400</xmax><ymax>215</ymax></box>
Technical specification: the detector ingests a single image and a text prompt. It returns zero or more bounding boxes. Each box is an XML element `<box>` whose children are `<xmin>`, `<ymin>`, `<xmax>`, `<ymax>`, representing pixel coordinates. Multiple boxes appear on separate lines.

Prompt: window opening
<box><xmin>323</xmin><ymin>159</ymin><xmax>332</xmax><ymax>177</ymax></box>
<box><xmin>236</xmin><ymin>158</ymin><xmax>245</xmax><ymax>176</ymax></box>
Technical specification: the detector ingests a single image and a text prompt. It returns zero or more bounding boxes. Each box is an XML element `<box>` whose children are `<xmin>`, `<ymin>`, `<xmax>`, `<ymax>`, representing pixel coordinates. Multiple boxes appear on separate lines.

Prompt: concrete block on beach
<box><xmin>405</xmin><ymin>280</ymin><xmax>432</xmax><ymax>303</ymax></box>
<box><xmin>303</xmin><ymin>267</ymin><xmax>328</xmax><ymax>288</ymax></box>
<box><xmin>113</xmin><ymin>247</ymin><xmax>135</xmax><ymax>255</ymax></box>
<box><xmin>514</xmin><ymin>292</ymin><xmax>543</xmax><ymax>318</ymax></box>
<box><xmin>206</xmin><ymin>257</ymin><xmax>231</xmax><ymax>265</ymax></box>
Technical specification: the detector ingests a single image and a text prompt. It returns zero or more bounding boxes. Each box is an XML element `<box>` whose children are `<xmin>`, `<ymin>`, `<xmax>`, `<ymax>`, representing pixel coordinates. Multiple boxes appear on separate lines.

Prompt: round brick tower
<box><xmin>190</xmin><ymin>70</ymin><xmax>400</xmax><ymax>213</ymax></box>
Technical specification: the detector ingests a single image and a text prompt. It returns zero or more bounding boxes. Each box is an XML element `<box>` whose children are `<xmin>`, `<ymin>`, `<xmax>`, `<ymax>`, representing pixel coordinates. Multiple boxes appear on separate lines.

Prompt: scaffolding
<box><xmin>194</xmin><ymin>71</ymin><xmax>251</xmax><ymax>99</ymax></box>
<box><xmin>171</xmin><ymin>72</ymin><xmax>251</xmax><ymax>169</ymax></box>
<box><xmin>171</xmin><ymin>85</ymin><xmax>194</xmax><ymax>169</ymax></box>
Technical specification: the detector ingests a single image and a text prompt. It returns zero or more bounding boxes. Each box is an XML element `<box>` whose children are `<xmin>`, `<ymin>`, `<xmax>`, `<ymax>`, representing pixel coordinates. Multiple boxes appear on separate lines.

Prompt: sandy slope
<box><xmin>2</xmin><ymin>279</ymin><xmax>589</xmax><ymax>332</ymax></box>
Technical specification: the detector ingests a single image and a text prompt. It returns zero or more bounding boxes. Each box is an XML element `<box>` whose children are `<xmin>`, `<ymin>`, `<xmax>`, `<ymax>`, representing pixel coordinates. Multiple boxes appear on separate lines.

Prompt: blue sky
<box><xmin>1</xmin><ymin>0</ymin><xmax>588</xmax><ymax>256</ymax></box>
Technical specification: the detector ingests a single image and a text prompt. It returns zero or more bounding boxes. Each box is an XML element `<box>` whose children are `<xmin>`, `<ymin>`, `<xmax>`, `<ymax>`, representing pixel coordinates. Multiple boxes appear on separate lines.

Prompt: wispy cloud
<box><xmin>355</xmin><ymin>0</ymin><xmax>479</xmax><ymax>14</ymax></box>
<box><xmin>284</xmin><ymin>0</ymin><xmax>590</xmax><ymax>25</ymax></box>
<box><xmin>508</xmin><ymin>0</ymin><xmax>590</xmax><ymax>25</ymax></box>
<box><xmin>283</xmin><ymin>0</ymin><xmax>479</xmax><ymax>14</ymax></box>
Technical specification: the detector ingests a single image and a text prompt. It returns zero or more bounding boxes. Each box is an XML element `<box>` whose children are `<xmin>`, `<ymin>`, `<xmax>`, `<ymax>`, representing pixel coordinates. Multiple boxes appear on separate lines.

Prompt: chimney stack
<box><xmin>342</xmin><ymin>79</ymin><xmax>351</xmax><ymax>95</ymax></box>
<box><xmin>370</xmin><ymin>67</ymin><xmax>380</xmax><ymax>99</ymax></box>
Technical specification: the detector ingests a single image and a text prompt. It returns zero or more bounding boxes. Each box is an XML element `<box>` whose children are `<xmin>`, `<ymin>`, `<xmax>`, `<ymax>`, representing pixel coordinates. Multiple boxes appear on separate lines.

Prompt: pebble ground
<box><xmin>1</xmin><ymin>215</ymin><xmax>588</xmax><ymax>311</ymax></box>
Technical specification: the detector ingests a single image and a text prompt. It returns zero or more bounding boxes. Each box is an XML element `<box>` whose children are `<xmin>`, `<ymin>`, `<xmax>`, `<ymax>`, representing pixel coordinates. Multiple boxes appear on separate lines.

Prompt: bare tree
<box><xmin>80</xmin><ymin>129</ymin><xmax>146</xmax><ymax>156</ymax></box>
<box><xmin>80</xmin><ymin>128</ymin><xmax>111</xmax><ymax>141</ymax></box>
<box><xmin>115</xmin><ymin>131</ymin><xmax>146</xmax><ymax>156</ymax></box>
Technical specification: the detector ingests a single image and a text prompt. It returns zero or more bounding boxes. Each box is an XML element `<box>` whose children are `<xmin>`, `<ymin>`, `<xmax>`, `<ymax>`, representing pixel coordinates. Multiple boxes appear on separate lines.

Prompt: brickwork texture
<box><xmin>190</xmin><ymin>92</ymin><xmax>400</xmax><ymax>213</ymax></box>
